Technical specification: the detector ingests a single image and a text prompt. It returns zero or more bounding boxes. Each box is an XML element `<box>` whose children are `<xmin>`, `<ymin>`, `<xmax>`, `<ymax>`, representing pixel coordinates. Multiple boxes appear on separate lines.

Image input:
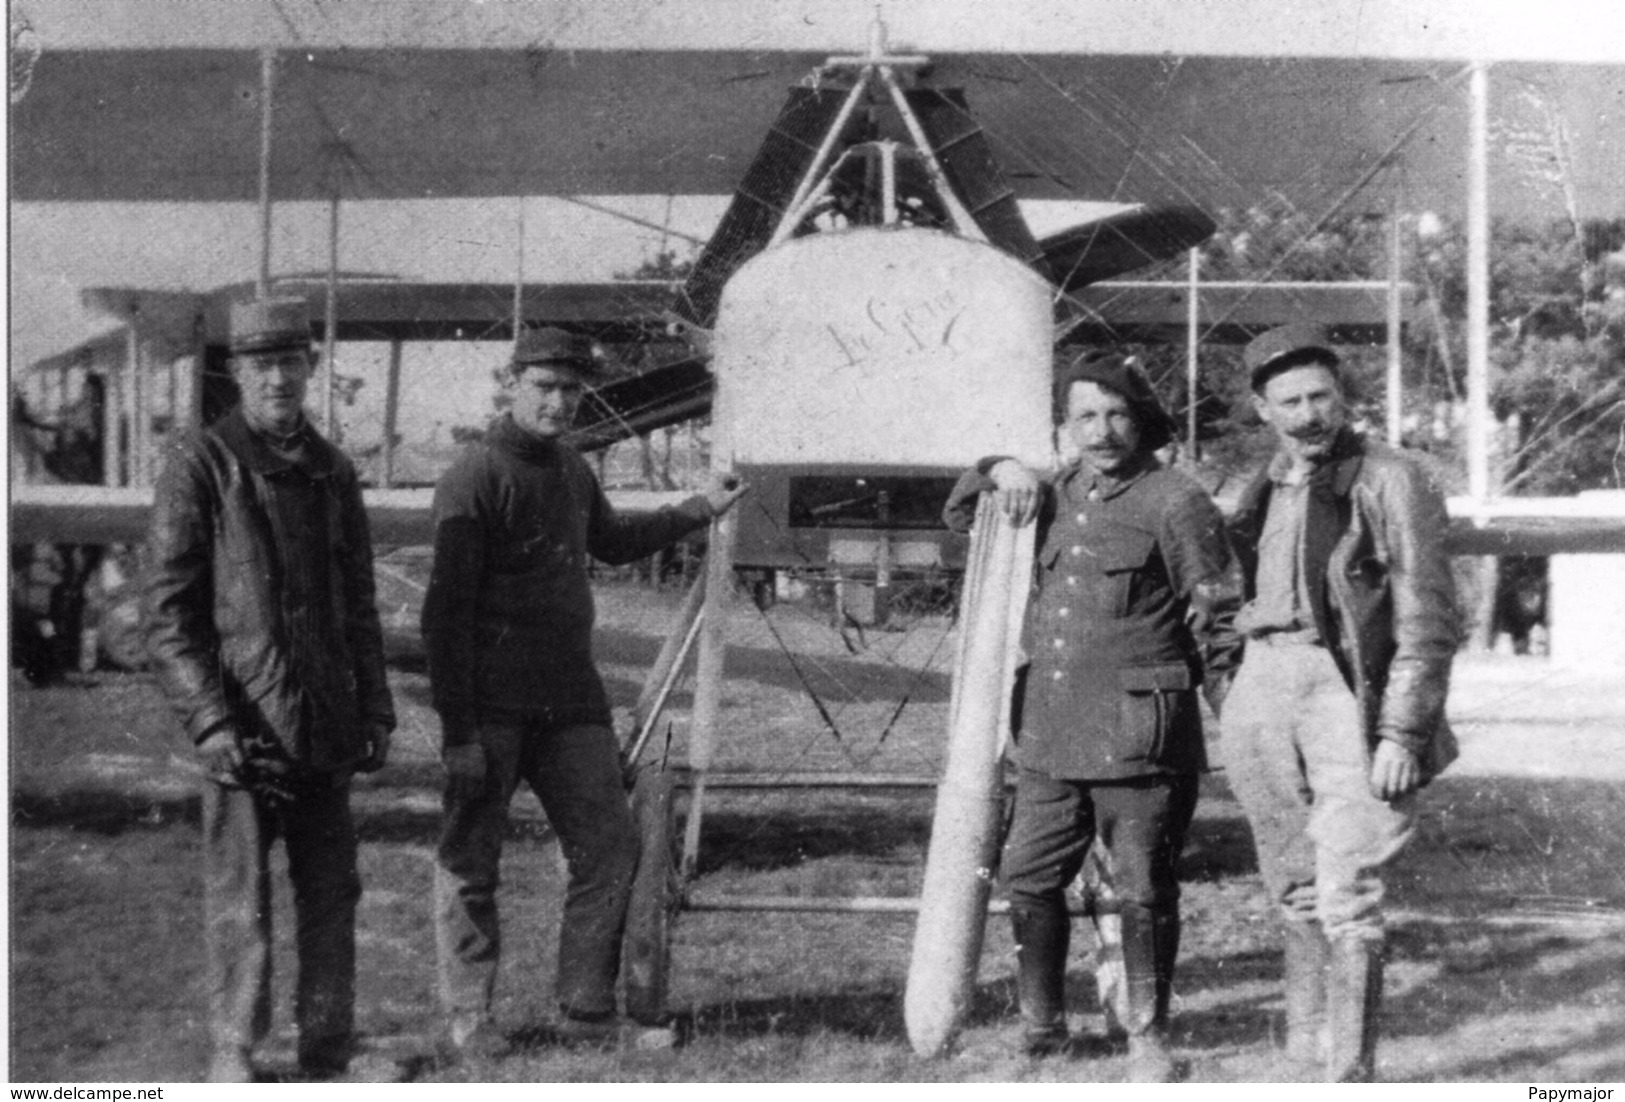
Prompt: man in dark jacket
<box><xmin>1224</xmin><ymin>323</ymin><xmax>1459</xmax><ymax>1082</ymax></box>
<box><xmin>145</xmin><ymin>297</ymin><xmax>395</xmax><ymax>1082</ymax></box>
<box><xmin>421</xmin><ymin>327</ymin><xmax>744</xmax><ymax>1056</ymax></box>
<box><xmin>944</xmin><ymin>351</ymin><xmax>1240</xmax><ymax>1080</ymax></box>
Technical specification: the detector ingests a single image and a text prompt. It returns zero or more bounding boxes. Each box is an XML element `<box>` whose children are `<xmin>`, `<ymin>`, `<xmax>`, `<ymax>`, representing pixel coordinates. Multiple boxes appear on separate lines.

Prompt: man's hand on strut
<box><xmin>197</xmin><ymin>726</ymin><xmax>245</xmax><ymax>787</ymax></box>
<box><xmin>1369</xmin><ymin>739</ymin><xmax>1421</xmax><ymax>801</ymax></box>
<box><xmin>989</xmin><ymin>460</ymin><xmax>1040</xmax><ymax>527</ymax></box>
<box><xmin>699</xmin><ymin>472</ymin><xmax>749</xmax><ymax>519</ymax></box>
<box><xmin>443</xmin><ymin>743</ymin><xmax>488</xmax><ymax>800</ymax></box>
<box><xmin>356</xmin><ymin>722</ymin><xmax>392</xmax><ymax>774</ymax></box>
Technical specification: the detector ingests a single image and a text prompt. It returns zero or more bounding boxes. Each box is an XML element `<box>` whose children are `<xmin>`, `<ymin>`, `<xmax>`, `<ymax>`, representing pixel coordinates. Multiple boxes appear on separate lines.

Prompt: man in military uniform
<box><xmin>945</xmin><ymin>351</ymin><xmax>1239</xmax><ymax>1080</ymax></box>
<box><xmin>1223</xmin><ymin>323</ymin><xmax>1458</xmax><ymax>1081</ymax></box>
<box><xmin>145</xmin><ymin>297</ymin><xmax>395</xmax><ymax>1082</ymax></box>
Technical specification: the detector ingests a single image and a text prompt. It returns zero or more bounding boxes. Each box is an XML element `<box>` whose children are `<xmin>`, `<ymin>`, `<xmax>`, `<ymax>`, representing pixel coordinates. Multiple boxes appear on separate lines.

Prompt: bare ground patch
<box><xmin>9</xmin><ymin>583</ymin><xmax>1624</xmax><ymax>1082</ymax></box>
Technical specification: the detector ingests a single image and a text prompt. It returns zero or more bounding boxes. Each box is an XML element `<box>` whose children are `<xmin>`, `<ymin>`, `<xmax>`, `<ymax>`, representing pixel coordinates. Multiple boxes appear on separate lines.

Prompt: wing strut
<box><xmin>673</xmin><ymin>87</ymin><xmax>849</xmax><ymax>328</ymax></box>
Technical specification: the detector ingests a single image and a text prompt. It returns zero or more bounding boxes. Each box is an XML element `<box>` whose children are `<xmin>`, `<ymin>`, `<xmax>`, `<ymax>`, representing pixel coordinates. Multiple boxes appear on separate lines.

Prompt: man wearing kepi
<box><xmin>1224</xmin><ymin>323</ymin><xmax>1458</xmax><ymax>1082</ymax></box>
<box><xmin>144</xmin><ymin>297</ymin><xmax>395</xmax><ymax>1082</ymax></box>
<box><xmin>944</xmin><ymin>351</ymin><xmax>1239</xmax><ymax>1080</ymax></box>
<box><xmin>422</xmin><ymin>326</ymin><xmax>745</xmax><ymax>1056</ymax></box>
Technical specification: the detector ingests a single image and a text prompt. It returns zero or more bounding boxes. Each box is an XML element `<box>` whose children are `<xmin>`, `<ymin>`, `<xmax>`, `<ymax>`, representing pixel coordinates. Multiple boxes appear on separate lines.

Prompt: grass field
<box><xmin>9</xmin><ymin>580</ymin><xmax>1625</xmax><ymax>1083</ymax></box>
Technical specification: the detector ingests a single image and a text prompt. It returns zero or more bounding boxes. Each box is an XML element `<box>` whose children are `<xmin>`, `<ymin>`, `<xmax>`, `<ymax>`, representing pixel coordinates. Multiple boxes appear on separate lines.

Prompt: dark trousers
<box><xmin>1002</xmin><ymin>771</ymin><xmax>1198</xmax><ymax>1033</ymax></box>
<box><xmin>1001</xmin><ymin>769</ymin><xmax>1199</xmax><ymax>915</ymax></box>
<box><xmin>434</xmin><ymin>720</ymin><xmax>639</xmax><ymax>1020</ymax></box>
<box><xmin>202</xmin><ymin>777</ymin><xmax>360</xmax><ymax>1061</ymax></box>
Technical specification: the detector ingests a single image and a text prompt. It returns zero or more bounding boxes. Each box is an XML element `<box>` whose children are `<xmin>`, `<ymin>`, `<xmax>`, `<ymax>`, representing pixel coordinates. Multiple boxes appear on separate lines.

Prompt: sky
<box><xmin>7</xmin><ymin>195</ymin><xmax>731</xmax><ymax>367</ymax></box>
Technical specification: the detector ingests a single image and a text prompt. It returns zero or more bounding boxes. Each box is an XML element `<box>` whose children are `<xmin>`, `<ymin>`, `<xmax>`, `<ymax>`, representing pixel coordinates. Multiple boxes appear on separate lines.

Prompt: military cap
<box><xmin>1054</xmin><ymin>349</ymin><xmax>1176</xmax><ymax>452</ymax></box>
<box><xmin>1244</xmin><ymin>322</ymin><xmax>1341</xmax><ymax>391</ymax></box>
<box><xmin>229</xmin><ymin>296</ymin><xmax>312</xmax><ymax>355</ymax></box>
<box><xmin>511</xmin><ymin>326</ymin><xmax>598</xmax><ymax>372</ymax></box>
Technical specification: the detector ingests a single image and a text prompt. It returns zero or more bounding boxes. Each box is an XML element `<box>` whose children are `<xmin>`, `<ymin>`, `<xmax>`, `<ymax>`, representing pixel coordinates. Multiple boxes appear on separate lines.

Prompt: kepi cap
<box><xmin>1244</xmin><ymin>323</ymin><xmax>1340</xmax><ymax>391</ymax></box>
<box><xmin>1054</xmin><ymin>349</ymin><xmax>1176</xmax><ymax>452</ymax></box>
<box><xmin>511</xmin><ymin>326</ymin><xmax>598</xmax><ymax>372</ymax></box>
<box><xmin>230</xmin><ymin>296</ymin><xmax>312</xmax><ymax>355</ymax></box>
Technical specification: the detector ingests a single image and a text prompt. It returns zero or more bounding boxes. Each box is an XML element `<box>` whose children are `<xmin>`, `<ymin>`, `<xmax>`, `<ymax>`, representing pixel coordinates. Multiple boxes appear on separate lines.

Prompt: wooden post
<box><xmin>1466</xmin><ymin>61</ymin><xmax>1492</xmax><ymax>503</ymax></box>
<box><xmin>381</xmin><ymin>338</ymin><xmax>403</xmax><ymax>487</ymax></box>
<box><xmin>323</xmin><ymin>189</ymin><xmax>340</xmax><ymax>438</ymax></box>
<box><xmin>1466</xmin><ymin>61</ymin><xmax>1498</xmax><ymax>651</ymax></box>
<box><xmin>188</xmin><ymin>310</ymin><xmax>207</xmax><ymax>428</ymax></box>
<box><xmin>124</xmin><ymin>314</ymin><xmax>142</xmax><ymax>487</ymax></box>
<box><xmin>625</xmin><ymin>573</ymin><xmax>708</xmax><ymax>769</ymax></box>
<box><xmin>634</xmin><ymin>572</ymin><xmax>708</xmax><ymax>734</ymax></box>
<box><xmin>512</xmin><ymin>198</ymin><xmax>526</xmax><ymax>349</ymax></box>
<box><xmin>1387</xmin><ymin>200</ymin><xmax>1405</xmax><ymax>446</ymax></box>
<box><xmin>1185</xmin><ymin>247</ymin><xmax>1200</xmax><ymax>465</ymax></box>
<box><xmin>683</xmin><ymin>503</ymin><xmax>736</xmax><ymax>880</ymax></box>
<box><xmin>257</xmin><ymin>48</ymin><xmax>276</xmax><ymax>299</ymax></box>
<box><xmin>165</xmin><ymin>346</ymin><xmax>177</xmax><ymax>445</ymax></box>
<box><xmin>100</xmin><ymin>363</ymin><xmax>119</xmax><ymax>489</ymax></box>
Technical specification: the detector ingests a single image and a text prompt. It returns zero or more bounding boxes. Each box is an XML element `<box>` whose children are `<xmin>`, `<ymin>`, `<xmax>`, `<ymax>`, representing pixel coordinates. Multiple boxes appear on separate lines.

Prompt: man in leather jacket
<box><xmin>943</xmin><ymin>351</ymin><xmax>1241</xmax><ymax>1080</ymax></box>
<box><xmin>144</xmin><ymin>297</ymin><xmax>395</xmax><ymax>1082</ymax></box>
<box><xmin>1223</xmin><ymin>323</ymin><xmax>1459</xmax><ymax>1082</ymax></box>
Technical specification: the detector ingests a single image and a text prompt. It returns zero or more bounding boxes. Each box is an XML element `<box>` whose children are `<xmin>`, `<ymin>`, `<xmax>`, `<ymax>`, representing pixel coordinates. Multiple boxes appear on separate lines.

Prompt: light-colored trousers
<box><xmin>1220</xmin><ymin>636</ymin><xmax>1416</xmax><ymax>942</ymax></box>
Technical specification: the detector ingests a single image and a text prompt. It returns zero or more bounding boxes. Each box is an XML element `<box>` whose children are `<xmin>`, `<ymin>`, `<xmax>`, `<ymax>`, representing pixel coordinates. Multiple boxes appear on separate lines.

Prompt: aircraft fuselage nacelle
<box><xmin>712</xmin><ymin>226</ymin><xmax>1054</xmax><ymax>581</ymax></box>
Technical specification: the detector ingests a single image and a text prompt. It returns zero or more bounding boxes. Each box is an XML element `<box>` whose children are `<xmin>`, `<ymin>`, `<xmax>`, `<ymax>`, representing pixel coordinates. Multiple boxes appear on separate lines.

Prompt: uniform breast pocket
<box><xmin>1094</xmin><ymin>530</ymin><xmax>1156</xmax><ymax>616</ymax></box>
<box><xmin>1118</xmin><ymin>663</ymin><xmax>1195</xmax><ymax>764</ymax></box>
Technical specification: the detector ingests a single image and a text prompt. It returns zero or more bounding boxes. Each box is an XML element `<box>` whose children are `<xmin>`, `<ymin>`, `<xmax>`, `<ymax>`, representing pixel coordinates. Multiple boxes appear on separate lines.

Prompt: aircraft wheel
<box><xmin>622</xmin><ymin>767</ymin><xmax>680</xmax><ymax>1024</ymax></box>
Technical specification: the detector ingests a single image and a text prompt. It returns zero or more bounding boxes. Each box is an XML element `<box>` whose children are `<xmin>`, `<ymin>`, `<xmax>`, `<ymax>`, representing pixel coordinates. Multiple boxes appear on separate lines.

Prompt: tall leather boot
<box><xmin>1282</xmin><ymin>920</ymin><xmax>1330</xmax><ymax>1070</ymax></box>
<box><xmin>1325</xmin><ymin>936</ymin><xmax>1383</xmax><ymax>1082</ymax></box>
<box><xmin>1118</xmin><ymin>906</ymin><xmax>1178</xmax><ymax>1083</ymax></box>
<box><xmin>1010</xmin><ymin>903</ymin><xmax>1071</xmax><ymax>1055</ymax></box>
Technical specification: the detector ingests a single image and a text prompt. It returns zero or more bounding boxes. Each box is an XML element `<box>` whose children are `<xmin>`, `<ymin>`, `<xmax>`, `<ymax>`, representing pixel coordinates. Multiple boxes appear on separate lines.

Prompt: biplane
<box><xmin>11</xmin><ymin>0</ymin><xmax>1625</xmax><ymax>1057</ymax></box>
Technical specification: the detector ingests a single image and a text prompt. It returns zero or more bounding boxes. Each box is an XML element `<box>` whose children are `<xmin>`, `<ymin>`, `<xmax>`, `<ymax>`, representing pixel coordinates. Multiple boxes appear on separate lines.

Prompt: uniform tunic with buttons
<box><xmin>945</xmin><ymin>454</ymin><xmax>1240</xmax><ymax>780</ymax></box>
